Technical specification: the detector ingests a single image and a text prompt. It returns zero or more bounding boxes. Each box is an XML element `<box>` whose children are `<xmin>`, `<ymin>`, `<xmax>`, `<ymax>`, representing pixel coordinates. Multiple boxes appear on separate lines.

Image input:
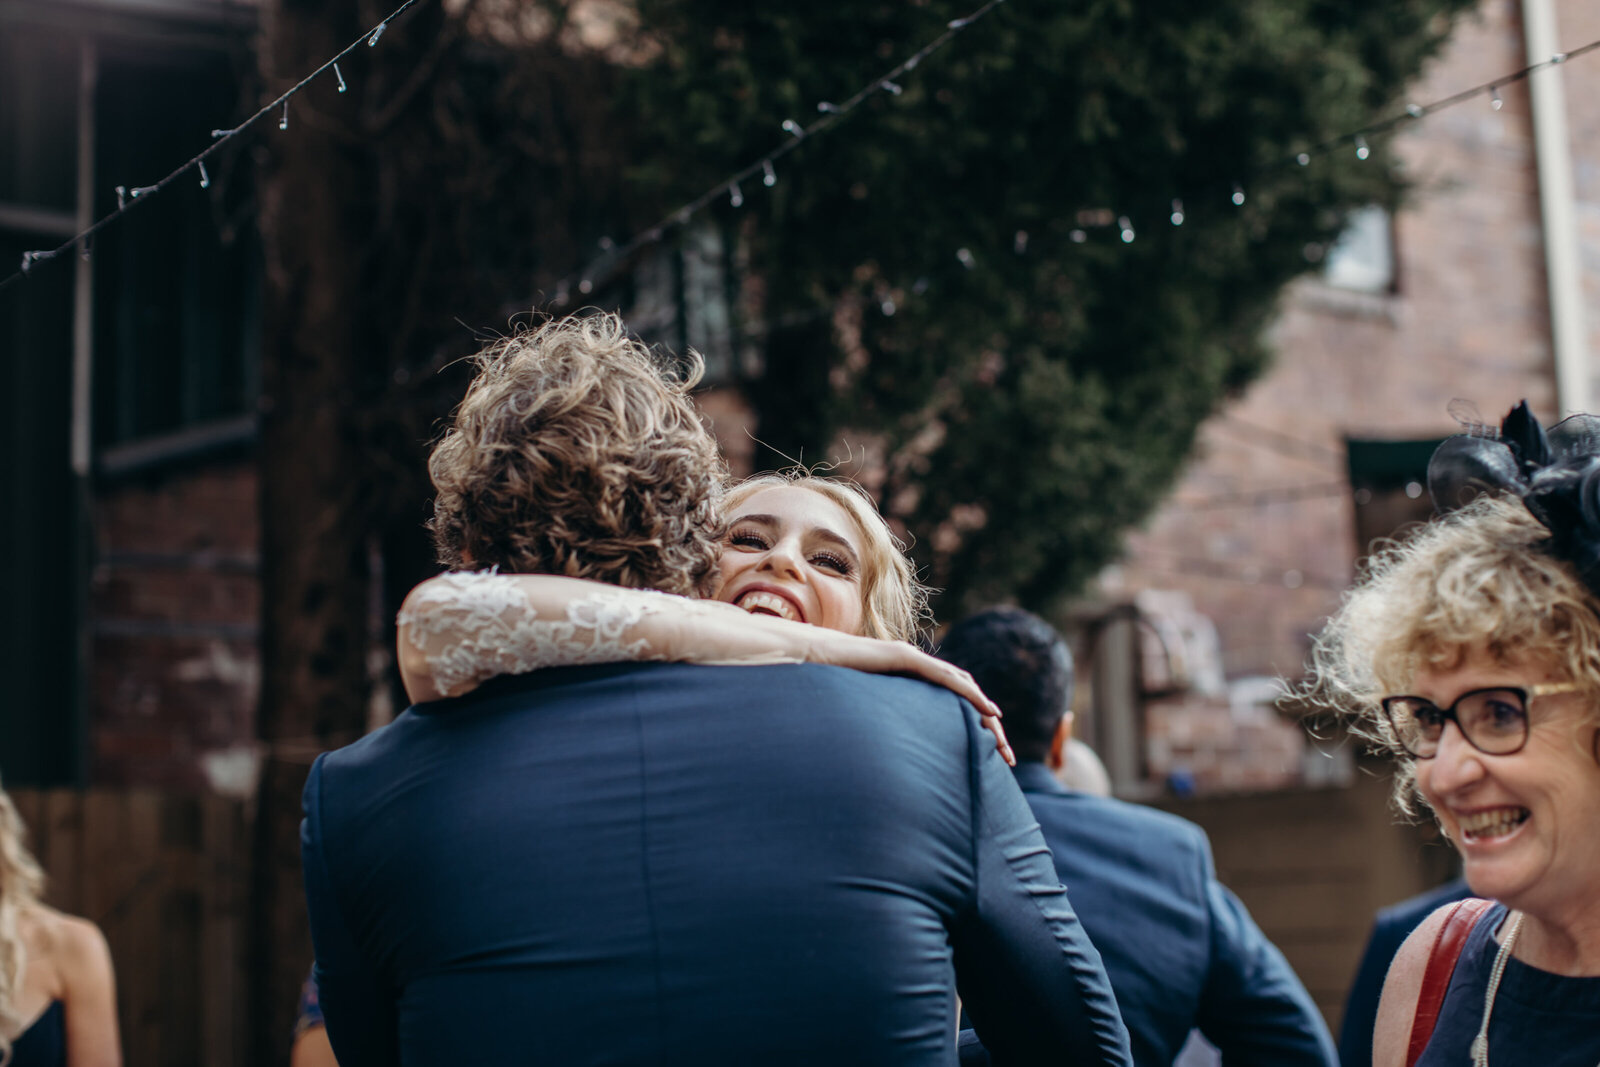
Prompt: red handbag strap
<box><xmin>1406</xmin><ymin>897</ymin><xmax>1494</xmax><ymax>1067</ymax></box>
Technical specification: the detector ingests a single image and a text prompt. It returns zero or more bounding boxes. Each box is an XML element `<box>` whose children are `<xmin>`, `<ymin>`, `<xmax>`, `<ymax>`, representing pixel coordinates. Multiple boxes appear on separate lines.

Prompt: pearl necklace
<box><xmin>1469</xmin><ymin>910</ymin><xmax>1522</xmax><ymax>1067</ymax></box>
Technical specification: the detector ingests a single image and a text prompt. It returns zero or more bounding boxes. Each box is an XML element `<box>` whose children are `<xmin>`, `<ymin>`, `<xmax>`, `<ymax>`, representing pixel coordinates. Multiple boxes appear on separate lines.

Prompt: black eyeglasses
<box><xmin>1380</xmin><ymin>683</ymin><xmax>1581</xmax><ymax>758</ymax></box>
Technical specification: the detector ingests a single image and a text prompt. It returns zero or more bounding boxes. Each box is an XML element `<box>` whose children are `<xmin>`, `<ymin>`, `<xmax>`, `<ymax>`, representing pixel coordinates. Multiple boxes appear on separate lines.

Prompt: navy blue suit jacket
<box><xmin>1007</xmin><ymin>764</ymin><xmax>1337</xmax><ymax>1067</ymax></box>
<box><xmin>1336</xmin><ymin>877</ymin><xmax>1471</xmax><ymax>1067</ymax></box>
<box><xmin>301</xmin><ymin>663</ymin><xmax>1132</xmax><ymax>1066</ymax></box>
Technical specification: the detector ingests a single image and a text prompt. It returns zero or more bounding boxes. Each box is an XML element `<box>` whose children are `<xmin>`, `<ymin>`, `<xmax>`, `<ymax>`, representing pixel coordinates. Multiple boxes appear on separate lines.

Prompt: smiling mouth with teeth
<box><xmin>735</xmin><ymin>590</ymin><xmax>801</xmax><ymax>622</ymax></box>
<box><xmin>1457</xmin><ymin>807</ymin><xmax>1531</xmax><ymax>842</ymax></box>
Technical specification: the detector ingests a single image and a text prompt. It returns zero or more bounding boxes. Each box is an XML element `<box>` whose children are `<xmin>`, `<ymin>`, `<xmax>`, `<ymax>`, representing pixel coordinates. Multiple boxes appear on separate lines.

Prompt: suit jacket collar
<box><xmin>1011</xmin><ymin>761</ymin><xmax>1073</xmax><ymax>796</ymax></box>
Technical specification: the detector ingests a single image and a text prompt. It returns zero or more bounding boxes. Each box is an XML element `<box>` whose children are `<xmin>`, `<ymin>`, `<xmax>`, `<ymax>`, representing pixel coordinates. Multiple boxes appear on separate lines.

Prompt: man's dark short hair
<box><xmin>938</xmin><ymin>607</ymin><xmax>1073</xmax><ymax>764</ymax></box>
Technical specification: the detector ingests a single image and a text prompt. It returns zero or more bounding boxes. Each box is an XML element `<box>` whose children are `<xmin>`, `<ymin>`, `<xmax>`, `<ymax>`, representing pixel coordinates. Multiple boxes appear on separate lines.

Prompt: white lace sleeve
<box><xmin>396</xmin><ymin>571</ymin><xmax>686</xmax><ymax>698</ymax></box>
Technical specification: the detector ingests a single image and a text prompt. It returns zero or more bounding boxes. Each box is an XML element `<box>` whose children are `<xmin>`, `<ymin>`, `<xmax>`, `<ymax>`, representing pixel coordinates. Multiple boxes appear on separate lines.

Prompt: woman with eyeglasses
<box><xmin>1308</xmin><ymin>403</ymin><xmax>1600</xmax><ymax>1067</ymax></box>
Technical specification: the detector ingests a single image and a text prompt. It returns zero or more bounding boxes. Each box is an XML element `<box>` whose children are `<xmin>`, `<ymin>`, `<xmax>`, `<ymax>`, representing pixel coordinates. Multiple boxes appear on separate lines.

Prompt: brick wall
<box><xmin>1106</xmin><ymin>0</ymin><xmax>1592</xmax><ymax>687</ymax></box>
<box><xmin>90</xmin><ymin>459</ymin><xmax>260</xmax><ymax>792</ymax></box>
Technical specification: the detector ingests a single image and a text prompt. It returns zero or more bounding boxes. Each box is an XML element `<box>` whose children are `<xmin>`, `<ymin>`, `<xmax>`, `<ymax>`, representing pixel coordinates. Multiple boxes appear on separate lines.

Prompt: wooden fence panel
<box><xmin>8</xmin><ymin>789</ymin><xmax>251</xmax><ymax>1067</ymax></box>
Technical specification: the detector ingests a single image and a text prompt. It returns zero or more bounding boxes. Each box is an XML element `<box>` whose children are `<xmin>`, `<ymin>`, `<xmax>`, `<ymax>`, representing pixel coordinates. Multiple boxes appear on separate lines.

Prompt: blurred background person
<box><xmin>0</xmin><ymin>784</ymin><xmax>120</xmax><ymax>1067</ymax></box>
<box><xmin>939</xmin><ymin>607</ymin><xmax>1337</xmax><ymax>1067</ymax></box>
<box><xmin>1312</xmin><ymin>405</ymin><xmax>1600</xmax><ymax>1066</ymax></box>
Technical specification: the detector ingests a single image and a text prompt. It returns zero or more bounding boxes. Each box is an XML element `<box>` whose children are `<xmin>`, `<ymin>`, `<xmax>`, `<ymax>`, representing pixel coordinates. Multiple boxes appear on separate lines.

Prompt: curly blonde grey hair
<box><xmin>428</xmin><ymin>313</ymin><xmax>728</xmax><ymax>597</ymax></box>
<box><xmin>0</xmin><ymin>785</ymin><xmax>44</xmax><ymax>1067</ymax></box>
<box><xmin>723</xmin><ymin>472</ymin><xmax>932</xmax><ymax>643</ymax></box>
<box><xmin>1304</xmin><ymin>493</ymin><xmax>1600</xmax><ymax>814</ymax></box>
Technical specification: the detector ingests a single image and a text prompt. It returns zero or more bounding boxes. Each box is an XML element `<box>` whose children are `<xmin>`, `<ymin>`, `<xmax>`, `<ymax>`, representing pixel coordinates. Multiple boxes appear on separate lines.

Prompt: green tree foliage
<box><xmin>622</xmin><ymin>0</ymin><xmax>1477</xmax><ymax>615</ymax></box>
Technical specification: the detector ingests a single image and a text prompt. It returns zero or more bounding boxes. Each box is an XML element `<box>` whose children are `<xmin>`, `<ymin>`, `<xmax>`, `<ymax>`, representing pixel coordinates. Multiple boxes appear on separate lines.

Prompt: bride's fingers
<box><xmin>915</xmin><ymin>657</ymin><xmax>1003</xmax><ymax>720</ymax></box>
<box><xmin>985</xmin><ymin>716</ymin><xmax>1016</xmax><ymax>766</ymax></box>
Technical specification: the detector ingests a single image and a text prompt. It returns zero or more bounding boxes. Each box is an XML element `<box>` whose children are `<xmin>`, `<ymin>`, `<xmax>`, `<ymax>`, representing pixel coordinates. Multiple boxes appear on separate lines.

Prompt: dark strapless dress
<box><xmin>9</xmin><ymin>1000</ymin><xmax>64</xmax><ymax>1067</ymax></box>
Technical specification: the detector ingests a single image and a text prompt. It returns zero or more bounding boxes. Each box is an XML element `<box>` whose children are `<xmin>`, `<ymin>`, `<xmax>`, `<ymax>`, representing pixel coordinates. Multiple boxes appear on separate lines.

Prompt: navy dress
<box><xmin>10</xmin><ymin>1001</ymin><xmax>65</xmax><ymax>1067</ymax></box>
<box><xmin>1416</xmin><ymin>903</ymin><xmax>1600</xmax><ymax>1066</ymax></box>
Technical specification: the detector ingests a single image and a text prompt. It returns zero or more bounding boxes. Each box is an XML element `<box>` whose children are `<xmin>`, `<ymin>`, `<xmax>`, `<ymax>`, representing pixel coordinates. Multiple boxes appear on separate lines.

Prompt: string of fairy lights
<box><xmin>0</xmin><ymin>0</ymin><xmax>424</xmax><ymax>295</ymax></box>
<box><xmin>1</xmin><ymin>1</ymin><xmax>1598</xmax><ymax>300</ymax></box>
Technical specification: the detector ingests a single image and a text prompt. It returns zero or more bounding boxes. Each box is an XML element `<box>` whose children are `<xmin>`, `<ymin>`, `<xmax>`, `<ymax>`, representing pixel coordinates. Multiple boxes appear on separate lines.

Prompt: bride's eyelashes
<box><xmin>810</xmin><ymin>551</ymin><xmax>853</xmax><ymax>576</ymax></box>
<box><xmin>728</xmin><ymin>529</ymin><xmax>770</xmax><ymax>551</ymax></box>
<box><xmin>726</xmin><ymin>528</ymin><xmax>854</xmax><ymax>577</ymax></box>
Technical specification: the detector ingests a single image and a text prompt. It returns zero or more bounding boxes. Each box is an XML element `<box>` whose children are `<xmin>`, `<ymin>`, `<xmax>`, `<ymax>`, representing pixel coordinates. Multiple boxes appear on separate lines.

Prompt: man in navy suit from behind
<box><xmin>939</xmin><ymin>608</ymin><xmax>1338</xmax><ymax>1067</ymax></box>
<box><xmin>299</xmin><ymin>315</ymin><xmax>1132</xmax><ymax>1066</ymax></box>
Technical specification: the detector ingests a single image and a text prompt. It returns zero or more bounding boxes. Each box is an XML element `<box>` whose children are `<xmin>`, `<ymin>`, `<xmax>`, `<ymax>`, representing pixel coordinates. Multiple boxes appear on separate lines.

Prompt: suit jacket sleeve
<box><xmin>301</xmin><ymin>752</ymin><xmax>400</xmax><ymax>1067</ymax></box>
<box><xmin>1194</xmin><ymin>832</ymin><xmax>1338</xmax><ymax>1066</ymax></box>
<box><xmin>947</xmin><ymin>701</ymin><xmax>1133</xmax><ymax>1067</ymax></box>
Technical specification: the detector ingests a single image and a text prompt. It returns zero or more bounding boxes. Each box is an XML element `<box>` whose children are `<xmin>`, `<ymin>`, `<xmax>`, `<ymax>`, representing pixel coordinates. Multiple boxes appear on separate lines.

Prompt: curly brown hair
<box><xmin>428</xmin><ymin>313</ymin><xmax>727</xmax><ymax>597</ymax></box>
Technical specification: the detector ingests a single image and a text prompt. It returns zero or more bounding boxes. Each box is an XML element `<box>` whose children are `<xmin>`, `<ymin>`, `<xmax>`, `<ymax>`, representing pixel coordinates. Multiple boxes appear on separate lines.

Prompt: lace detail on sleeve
<box><xmin>396</xmin><ymin>571</ymin><xmax>683</xmax><ymax>698</ymax></box>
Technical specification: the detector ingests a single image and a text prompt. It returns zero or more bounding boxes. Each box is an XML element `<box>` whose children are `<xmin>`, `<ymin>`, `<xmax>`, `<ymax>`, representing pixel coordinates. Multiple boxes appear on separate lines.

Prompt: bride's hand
<box><xmin>792</xmin><ymin>627</ymin><xmax>1015</xmax><ymax>766</ymax></box>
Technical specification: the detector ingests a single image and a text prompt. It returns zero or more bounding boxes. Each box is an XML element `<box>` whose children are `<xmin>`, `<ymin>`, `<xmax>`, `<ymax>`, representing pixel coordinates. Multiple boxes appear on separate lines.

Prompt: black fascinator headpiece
<box><xmin>1428</xmin><ymin>400</ymin><xmax>1600</xmax><ymax>597</ymax></box>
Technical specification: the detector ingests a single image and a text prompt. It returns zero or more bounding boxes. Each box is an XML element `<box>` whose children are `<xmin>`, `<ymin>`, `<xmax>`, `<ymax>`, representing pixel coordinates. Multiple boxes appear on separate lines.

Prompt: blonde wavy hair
<box><xmin>429</xmin><ymin>313</ymin><xmax>727</xmax><ymax>597</ymax></box>
<box><xmin>723</xmin><ymin>472</ymin><xmax>932</xmax><ymax>643</ymax></box>
<box><xmin>1305</xmin><ymin>493</ymin><xmax>1600</xmax><ymax>815</ymax></box>
<box><xmin>0</xmin><ymin>785</ymin><xmax>44</xmax><ymax>1066</ymax></box>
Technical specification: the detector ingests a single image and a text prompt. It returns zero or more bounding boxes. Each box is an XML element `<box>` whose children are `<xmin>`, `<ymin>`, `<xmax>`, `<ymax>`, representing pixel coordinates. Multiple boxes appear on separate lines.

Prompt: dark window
<box><xmin>93</xmin><ymin>45</ymin><xmax>260</xmax><ymax>454</ymax></box>
<box><xmin>1346</xmin><ymin>437</ymin><xmax>1447</xmax><ymax>556</ymax></box>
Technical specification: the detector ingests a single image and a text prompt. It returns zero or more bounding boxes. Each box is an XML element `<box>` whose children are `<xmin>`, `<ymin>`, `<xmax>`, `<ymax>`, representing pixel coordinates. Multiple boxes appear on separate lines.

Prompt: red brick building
<box><xmin>1092</xmin><ymin>0</ymin><xmax>1599</xmax><ymax>794</ymax></box>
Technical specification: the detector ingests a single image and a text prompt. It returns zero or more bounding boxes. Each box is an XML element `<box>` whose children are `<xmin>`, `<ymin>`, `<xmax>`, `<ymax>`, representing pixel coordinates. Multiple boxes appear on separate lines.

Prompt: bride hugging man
<box><xmin>299</xmin><ymin>312</ymin><xmax>1133</xmax><ymax>1067</ymax></box>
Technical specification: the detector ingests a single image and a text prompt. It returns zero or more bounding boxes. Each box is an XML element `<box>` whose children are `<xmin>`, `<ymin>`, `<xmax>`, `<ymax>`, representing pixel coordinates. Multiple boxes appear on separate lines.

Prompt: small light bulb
<box><xmin>947</xmin><ymin>16</ymin><xmax>972</xmax><ymax>29</ymax></box>
<box><xmin>211</xmin><ymin>128</ymin><xmax>233</xmax><ymax>139</ymax></box>
<box><xmin>280</xmin><ymin>101</ymin><xmax>290</xmax><ymax>131</ymax></box>
<box><xmin>1169</xmin><ymin>199</ymin><xmax>1184</xmax><ymax>226</ymax></box>
<box><xmin>762</xmin><ymin>160</ymin><xmax>776</xmax><ymax>187</ymax></box>
<box><xmin>956</xmin><ymin>247</ymin><xmax>976</xmax><ymax>269</ymax></box>
<box><xmin>1118</xmin><ymin>216</ymin><xmax>1135</xmax><ymax>243</ymax></box>
<box><xmin>578</xmin><ymin>279</ymin><xmax>593</xmax><ymax>294</ymax></box>
<box><xmin>368</xmin><ymin>22</ymin><xmax>387</xmax><ymax>47</ymax></box>
<box><xmin>598</xmin><ymin>236</ymin><xmax>615</xmax><ymax>251</ymax></box>
<box><xmin>115</xmin><ymin>185</ymin><xmax>127</xmax><ymax>209</ymax></box>
<box><xmin>1069</xmin><ymin>229</ymin><xmax>1087</xmax><ymax>243</ymax></box>
<box><xmin>1231</xmin><ymin>184</ymin><xmax>1246</xmax><ymax>207</ymax></box>
<box><xmin>199</xmin><ymin>160</ymin><xmax>210</xmax><ymax>189</ymax></box>
<box><xmin>817</xmin><ymin>101</ymin><xmax>843</xmax><ymax>113</ymax></box>
<box><xmin>729</xmin><ymin>182</ymin><xmax>744</xmax><ymax>208</ymax></box>
<box><xmin>1355</xmin><ymin>135</ymin><xmax>1369</xmax><ymax>160</ymax></box>
<box><xmin>782</xmin><ymin>118</ymin><xmax>804</xmax><ymax>138</ymax></box>
<box><xmin>1406</xmin><ymin>103</ymin><xmax>1424</xmax><ymax>118</ymax></box>
<box><xmin>334</xmin><ymin>62</ymin><xmax>348</xmax><ymax>93</ymax></box>
<box><xmin>1297</xmin><ymin>152</ymin><xmax>1311</xmax><ymax>166</ymax></box>
<box><xmin>880</xmin><ymin>81</ymin><xmax>903</xmax><ymax>96</ymax></box>
<box><xmin>881</xmin><ymin>298</ymin><xmax>896</xmax><ymax>316</ymax></box>
<box><xmin>1551</xmin><ymin>52</ymin><xmax>1568</xmax><ymax>64</ymax></box>
<box><xmin>1490</xmin><ymin>86</ymin><xmax>1504</xmax><ymax>111</ymax></box>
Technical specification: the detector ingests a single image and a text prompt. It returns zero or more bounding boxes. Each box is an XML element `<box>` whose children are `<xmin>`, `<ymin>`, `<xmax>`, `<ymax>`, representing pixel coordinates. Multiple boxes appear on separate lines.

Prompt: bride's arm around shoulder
<box><xmin>1371</xmin><ymin>904</ymin><xmax>1457</xmax><ymax>1067</ymax></box>
<box><xmin>395</xmin><ymin>571</ymin><xmax>822</xmax><ymax>703</ymax></box>
<box><xmin>393</xmin><ymin>572</ymin><xmax>1006</xmax><ymax>746</ymax></box>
